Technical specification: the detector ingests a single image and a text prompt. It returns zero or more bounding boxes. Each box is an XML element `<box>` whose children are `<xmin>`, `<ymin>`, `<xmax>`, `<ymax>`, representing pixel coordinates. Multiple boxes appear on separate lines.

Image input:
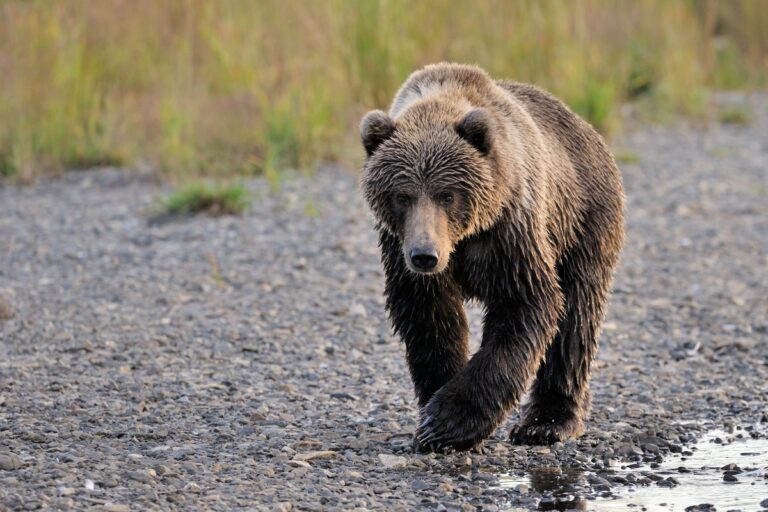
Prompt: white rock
<box><xmin>292</xmin><ymin>450</ymin><xmax>337</xmax><ymax>462</ymax></box>
<box><xmin>183</xmin><ymin>482</ymin><xmax>201</xmax><ymax>493</ymax></box>
<box><xmin>378</xmin><ymin>453</ymin><xmax>407</xmax><ymax>469</ymax></box>
<box><xmin>104</xmin><ymin>504</ymin><xmax>131</xmax><ymax>512</ymax></box>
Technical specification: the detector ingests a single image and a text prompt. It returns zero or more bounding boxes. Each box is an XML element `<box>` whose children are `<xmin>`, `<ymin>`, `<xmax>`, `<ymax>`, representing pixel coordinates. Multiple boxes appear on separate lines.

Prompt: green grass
<box><xmin>719</xmin><ymin>107</ymin><xmax>752</xmax><ymax>126</ymax></box>
<box><xmin>160</xmin><ymin>183</ymin><xmax>250</xmax><ymax>217</ymax></box>
<box><xmin>0</xmin><ymin>153</ymin><xmax>15</xmax><ymax>178</ymax></box>
<box><xmin>570</xmin><ymin>81</ymin><xmax>616</xmax><ymax>134</ymax></box>
<box><xmin>1</xmin><ymin>1</ymin><xmax>767</xmax><ymax>181</ymax></box>
<box><xmin>615</xmin><ymin>150</ymin><xmax>641</xmax><ymax>165</ymax></box>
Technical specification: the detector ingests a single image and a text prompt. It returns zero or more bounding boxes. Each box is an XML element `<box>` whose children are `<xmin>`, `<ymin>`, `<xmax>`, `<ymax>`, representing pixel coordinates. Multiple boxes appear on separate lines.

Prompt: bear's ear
<box><xmin>456</xmin><ymin>109</ymin><xmax>492</xmax><ymax>155</ymax></box>
<box><xmin>360</xmin><ymin>110</ymin><xmax>395</xmax><ymax>157</ymax></box>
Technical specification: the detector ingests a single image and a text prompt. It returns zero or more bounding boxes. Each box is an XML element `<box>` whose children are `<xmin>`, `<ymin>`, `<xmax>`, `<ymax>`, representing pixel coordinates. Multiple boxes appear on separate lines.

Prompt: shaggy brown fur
<box><xmin>360</xmin><ymin>63</ymin><xmax>624</xmax><ymax>452</ymax></box>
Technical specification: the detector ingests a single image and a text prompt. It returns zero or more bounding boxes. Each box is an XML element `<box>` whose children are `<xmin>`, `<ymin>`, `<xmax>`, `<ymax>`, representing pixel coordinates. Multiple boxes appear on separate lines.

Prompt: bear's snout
<box><xmin>409</xmin><ymin>247</ymin><xmax>439</xmax><ymax>272</ymax></box>
<box><xmin>402</xmin><ymin>196</ymin><xmax>452</xmax><ymax>274</ymax></box>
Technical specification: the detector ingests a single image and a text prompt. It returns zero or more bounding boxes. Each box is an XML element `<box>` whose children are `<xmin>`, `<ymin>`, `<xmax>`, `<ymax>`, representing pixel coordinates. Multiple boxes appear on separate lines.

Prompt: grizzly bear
<box><xmin>359</xmin><ymin>63</ymin><xmax>625</xmax><ymax>453</ymax></box>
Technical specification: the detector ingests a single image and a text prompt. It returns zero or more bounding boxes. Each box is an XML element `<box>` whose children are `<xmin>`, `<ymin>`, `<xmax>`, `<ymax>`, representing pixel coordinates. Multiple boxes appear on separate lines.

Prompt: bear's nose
<box><xmin>409</xmin><ymin>247</ymin><xmax>438</xmax><ymax>271</ymax></box>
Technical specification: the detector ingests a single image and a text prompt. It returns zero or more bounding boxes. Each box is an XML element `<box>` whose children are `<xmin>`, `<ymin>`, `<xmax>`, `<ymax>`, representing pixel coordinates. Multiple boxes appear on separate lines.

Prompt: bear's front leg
<box><xmin>415</xmin><ymin>346</ymin><xmax>511</xmax><ymax>453</ymax></box>
<box><xmin>416</xmin><ymin>282</ymin><xmax>563</xmax><ymax>453</ymax></box>
<box><xmin>380</xmin><ymin>232</ymin><xmax>470</xmax><ymax>408</ymax></box>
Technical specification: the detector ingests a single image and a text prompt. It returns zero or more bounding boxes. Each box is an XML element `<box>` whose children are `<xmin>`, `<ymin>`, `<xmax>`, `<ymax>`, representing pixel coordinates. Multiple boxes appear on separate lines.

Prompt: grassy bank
<box><xmin>1</xmin><ymin>0</ymin><xmax>766</xmax><ymax>182</ymax></box>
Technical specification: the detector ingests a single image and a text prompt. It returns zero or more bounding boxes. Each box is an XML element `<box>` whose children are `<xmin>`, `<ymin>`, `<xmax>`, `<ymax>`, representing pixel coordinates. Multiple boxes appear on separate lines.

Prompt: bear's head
<box><xmin>360</xmin><ymin>100</ymin><xmax>506</xmax><ymax>275</ymax></box>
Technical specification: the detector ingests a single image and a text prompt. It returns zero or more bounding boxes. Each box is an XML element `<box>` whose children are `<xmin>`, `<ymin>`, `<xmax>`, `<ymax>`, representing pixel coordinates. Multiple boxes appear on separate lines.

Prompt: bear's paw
<box><xmin>413</xmin><ymin>388</ymin><xmax>500</xmax><ymax>454</ymax></box>
<box><xmin>509</xmin><ymin>400</ymin><xmax>585</xmax><ymax>445</ymax></box>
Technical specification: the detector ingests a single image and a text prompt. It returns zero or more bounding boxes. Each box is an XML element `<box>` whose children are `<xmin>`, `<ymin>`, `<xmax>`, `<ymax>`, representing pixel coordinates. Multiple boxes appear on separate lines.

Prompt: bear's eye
<box><xmin>438</xmin><ymin>192</ymin><xmax>454</xmax><ymax>207</ymax></box>
<box><xmin>393</xmin><ymin>193</ymin><xmax>411</xmax><ymax>208</ymax></box>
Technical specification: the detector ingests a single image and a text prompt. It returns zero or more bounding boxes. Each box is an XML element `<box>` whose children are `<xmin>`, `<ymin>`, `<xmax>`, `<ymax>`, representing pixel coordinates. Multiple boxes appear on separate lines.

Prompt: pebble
<box><xmin>657</xmin><ymin>477</ymin><xmax>680</xmax><ymax>488</ymax></box>
<box><xmin>493</xmin><ymin>444</ymin><xmax>509</xmax><ymax>455</ymax></box>
<box><xmin>167</xmin><ymin>493</ymin><xmax>186</xmax><ymax>504</ymax></box>
<box><xmin>378</xmin><ymin>454</ymin><xmax>407</xmax><ymax>469</ymax></box>
<box><xmin>126</xmin><ymin>470</ymin><xmax>153</xmax><ymax>483</ymax></box>
<box><xmin>104</xmin><ymin>504</ymin><xmax>131</xmax><ymax>512</ymax></box>
<box><xmin>100</xmin><ymin>477</ymin><xmax>119</xmax><ymax>488</ymax></box>
<box><xmin>183</xmin><ymin>482</ymin><xmax>201</xmax><ymax>493</ymax></box>
<box><xmin>292</xmin><ymin>450</ymin><xmax>337</xmax><ymax>462</ymax></box>
<box><xmin>154</xmin><ymin>465</ymin><xmax>173</xmax><ymax>476</ymax></box>
<box><xmin>588</xmin><ymin>475</ymin><xmax>611</xmax><ymax>489</ymax></box>
<box><xmin>330</xmin><ymin>392</ymin><xmax>358</xmax><ymax>401</ymax></box>
<box><xmin>0</xmin><ymin>452</ymin><xmax>22</xmax><ymax>471</ymax></box>
<box><xmin>0</xmin><ymin>296</ymin><xmax>11</xmax><ymax>320</ymax></box>
<box><xmin>348</xmin><ymin>304</ymin><xmax>367</xmax><ymax>317</ymax></box>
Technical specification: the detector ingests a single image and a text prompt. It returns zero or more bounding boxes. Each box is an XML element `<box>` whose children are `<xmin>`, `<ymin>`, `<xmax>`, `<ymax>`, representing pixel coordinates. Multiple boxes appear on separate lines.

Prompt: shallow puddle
<box><xmin>498</xmin><ymin>430</ymin><xmax>768</xmax><ymax>511</ymax></box>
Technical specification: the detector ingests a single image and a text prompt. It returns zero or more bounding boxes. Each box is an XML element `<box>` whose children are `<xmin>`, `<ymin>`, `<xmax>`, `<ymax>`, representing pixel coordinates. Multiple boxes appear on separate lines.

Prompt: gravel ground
<box><xmin>1</xmin><ymin>94</ymin><xmax>767</xmax><ymax>511</ymax></box>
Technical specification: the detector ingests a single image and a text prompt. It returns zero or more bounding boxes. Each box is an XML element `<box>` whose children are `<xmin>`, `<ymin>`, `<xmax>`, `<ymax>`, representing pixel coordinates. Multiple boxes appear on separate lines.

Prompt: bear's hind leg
<box><xmin>510</xmin><ymin>243</ymin><xmax>618</xmax><ymax>445</ymax></box>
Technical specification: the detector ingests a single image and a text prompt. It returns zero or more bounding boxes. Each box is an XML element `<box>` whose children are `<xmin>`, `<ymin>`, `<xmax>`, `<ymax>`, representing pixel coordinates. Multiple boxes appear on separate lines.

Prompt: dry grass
<box><xmin>1</xmin><ymin>0</ymin><xmax>766</xmax><ymax>181</ymax></box>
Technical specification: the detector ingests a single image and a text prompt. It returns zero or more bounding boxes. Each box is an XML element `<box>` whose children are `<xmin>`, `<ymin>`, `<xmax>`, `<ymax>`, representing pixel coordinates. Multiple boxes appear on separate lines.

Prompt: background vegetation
<box><xmin>1</xmin><ymin>0</ymin><xmax>766</xmax><ymax>182</ymax></box>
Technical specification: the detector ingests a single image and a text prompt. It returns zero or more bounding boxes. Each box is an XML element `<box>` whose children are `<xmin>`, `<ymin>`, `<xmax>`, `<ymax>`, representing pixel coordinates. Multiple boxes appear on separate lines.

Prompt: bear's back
<box><xmin>496</xmin><ymin>81</ymin><xmax>619</xmax><ymax>186</ymax></box>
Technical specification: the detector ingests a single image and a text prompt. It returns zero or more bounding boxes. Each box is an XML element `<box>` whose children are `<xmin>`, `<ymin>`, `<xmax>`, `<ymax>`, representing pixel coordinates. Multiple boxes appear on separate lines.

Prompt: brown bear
<box><xmin>360</xmin><ymin>63</ymin><xmax>624</xmax><ymax>453</ymax></box>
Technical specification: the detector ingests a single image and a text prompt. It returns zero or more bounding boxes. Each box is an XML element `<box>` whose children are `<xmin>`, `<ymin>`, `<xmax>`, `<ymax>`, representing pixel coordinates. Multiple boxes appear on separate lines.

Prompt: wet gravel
<box><xmin>1</xmin><ymin>94</ymin><xmax>767</xmax><ymax>511</ymax></box>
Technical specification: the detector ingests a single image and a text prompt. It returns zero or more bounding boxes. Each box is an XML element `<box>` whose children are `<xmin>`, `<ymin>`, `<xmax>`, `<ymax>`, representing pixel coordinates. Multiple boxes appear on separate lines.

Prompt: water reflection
<box><xmin>504</xmin><ymin>466</ymin><xmax>590</xmax><ymax>511</ymax></box>
<box><xmin>498</xmin><ymin>430</ymin><xmax>768</xmax><ymax>511</ymax></box>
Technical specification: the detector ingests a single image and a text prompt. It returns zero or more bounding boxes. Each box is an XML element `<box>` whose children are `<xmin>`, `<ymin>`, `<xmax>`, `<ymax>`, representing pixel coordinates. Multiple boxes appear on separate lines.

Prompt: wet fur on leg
<box><xmin>414</xmin><ymin>382</ymin><xmax>503</xmax><ymax>453</ymax></box>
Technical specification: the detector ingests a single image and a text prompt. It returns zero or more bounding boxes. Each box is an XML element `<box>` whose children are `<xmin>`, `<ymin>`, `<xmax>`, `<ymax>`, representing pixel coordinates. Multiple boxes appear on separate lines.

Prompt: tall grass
<box><xmin>0</xmin><ymin>0</ymin><xmax>766</xmax><ymax>181</ymax></box>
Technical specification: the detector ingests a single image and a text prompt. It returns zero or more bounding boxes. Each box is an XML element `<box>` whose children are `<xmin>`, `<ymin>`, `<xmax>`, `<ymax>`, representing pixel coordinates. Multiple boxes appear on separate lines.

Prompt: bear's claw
<box><xmin>509</xmin><ymin>394</ymin><xmax>586</xmax><ymax>445</ymax></box>
<box><xmin>412</xmin><ymin>388</ymin><xmax>495</xmax><ymax>454</ymax></box>
<box><xmin>509</xmin><ymin>415</ymin><xmax>584</xmax><ymax>445</ymax></box>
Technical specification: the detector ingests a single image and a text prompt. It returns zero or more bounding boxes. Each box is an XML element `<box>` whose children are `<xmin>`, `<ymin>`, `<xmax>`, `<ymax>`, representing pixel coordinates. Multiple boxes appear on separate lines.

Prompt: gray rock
<box><xmin>0</xmin><ymin>296</ymin><xmax>12</xmax><ymax>320</ymax></box>
<box><xmin>125</xmin><ymin>470</ymin><xmax>153</xmax><ymax>483</ymax></box>
<box><xmin>0</xmin><ymin>453</ymin><xmax>22</xmax><ymax>471</ymax></box>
